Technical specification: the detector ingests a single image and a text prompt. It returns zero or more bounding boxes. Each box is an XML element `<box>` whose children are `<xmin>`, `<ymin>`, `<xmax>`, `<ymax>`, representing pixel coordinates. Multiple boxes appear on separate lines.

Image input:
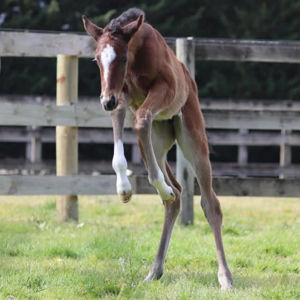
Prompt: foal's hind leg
<box><xmin>142</xmin><ymin>121</ymin><xmax>182</xmax><ymax>281</ymax></box>
<box><xmin>174</xmin><ymin>105</ymin><xmax>233</xmax><ymax>290</ymax></box>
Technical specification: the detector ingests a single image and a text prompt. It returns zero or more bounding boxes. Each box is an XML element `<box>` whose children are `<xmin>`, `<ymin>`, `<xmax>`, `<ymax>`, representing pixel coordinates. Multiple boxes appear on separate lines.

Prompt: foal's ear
<box><xmin>120</xmin><ymin>14</ymin><xmax>144</xmax><ymax>42</ymax></box>
<box><xmin>82</xmin><ymin>15</ymin><xmax>103</xmax><ymax>41</ymax></box>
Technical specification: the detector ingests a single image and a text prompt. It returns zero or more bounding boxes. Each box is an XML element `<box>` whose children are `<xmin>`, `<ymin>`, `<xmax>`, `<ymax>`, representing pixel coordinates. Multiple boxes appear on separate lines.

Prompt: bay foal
<box><xmin>83</xmin><ymin>8</ymin><xmax>232</xmax><ymax>289</ymax></box>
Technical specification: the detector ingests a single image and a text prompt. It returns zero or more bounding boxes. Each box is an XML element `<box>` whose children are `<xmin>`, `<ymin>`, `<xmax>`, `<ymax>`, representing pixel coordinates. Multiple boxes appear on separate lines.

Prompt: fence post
<box><xmin>56</xmin><ymin>55</ymin><xmax>78</xmax><ymax>222</ymax></box>
<box><xmin>238</xmin><ymin>129</ymin><xmax>248</xmax><ymax>177</ymax></box>
<box><xmin>176</xmin><ymin>38</ymin><xmax>195</xmax><ymax>225</ymax></box>
<box><xmin>26</xmin><ymin>125</ymin><xmax>42</xmax><ymax>163</ymax></box>
<box><xmin>279</xmin><ymin>129</ymin><xmax>291</xmax><ymax>178</ymax></box>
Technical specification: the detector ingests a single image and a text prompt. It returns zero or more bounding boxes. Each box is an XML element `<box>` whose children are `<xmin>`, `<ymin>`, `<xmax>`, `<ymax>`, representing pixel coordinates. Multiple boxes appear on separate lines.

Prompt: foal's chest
<box><xmin>124</xmin><ymin>75</ymin><xmax>149</xmax><ymax>110</ymax></box>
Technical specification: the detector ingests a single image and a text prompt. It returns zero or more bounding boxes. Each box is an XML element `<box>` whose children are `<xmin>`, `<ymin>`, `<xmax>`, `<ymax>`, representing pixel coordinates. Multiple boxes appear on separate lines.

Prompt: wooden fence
<box><xmin>0</xmin><ymin>96</ymin><xmax>299</xmax><ymax>176</ymax></box>
<box><xmin>1</xmin><ymin>30</ymin><xmax>300</xmax><ymax>222</ymax></box>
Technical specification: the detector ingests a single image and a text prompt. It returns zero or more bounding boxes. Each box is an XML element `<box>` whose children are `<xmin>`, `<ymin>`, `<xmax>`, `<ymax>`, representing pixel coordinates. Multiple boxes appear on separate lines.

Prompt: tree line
<box><xmin>1</xmin><ymin>0</ymin><xmax>300</xmax><ymax>100</ymax></box>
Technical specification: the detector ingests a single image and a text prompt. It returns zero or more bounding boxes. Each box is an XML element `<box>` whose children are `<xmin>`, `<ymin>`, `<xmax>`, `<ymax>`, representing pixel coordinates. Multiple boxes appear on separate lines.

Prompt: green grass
<box><xmin>0</xmin><ymin>195</ymin><xmax>299</xmax><ymax>299</ymax></box>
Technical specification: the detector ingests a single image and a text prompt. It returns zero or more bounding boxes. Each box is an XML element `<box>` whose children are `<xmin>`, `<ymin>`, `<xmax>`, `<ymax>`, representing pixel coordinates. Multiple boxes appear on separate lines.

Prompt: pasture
<box><xmin>0</xmin><ymin>195</ymin><xmax>299</xmax><ymax>299</ymax></box>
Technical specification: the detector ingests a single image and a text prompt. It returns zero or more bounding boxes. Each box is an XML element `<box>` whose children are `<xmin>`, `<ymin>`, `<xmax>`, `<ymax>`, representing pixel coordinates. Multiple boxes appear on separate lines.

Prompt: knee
<box><xmin>134</xmin><ymin>111</ymin><xmax>152</xmax><ymax>137</ymax></box>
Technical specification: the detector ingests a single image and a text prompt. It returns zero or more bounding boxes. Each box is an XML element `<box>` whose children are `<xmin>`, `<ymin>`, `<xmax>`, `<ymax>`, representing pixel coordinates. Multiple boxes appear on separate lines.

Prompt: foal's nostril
<box><xmin>102</xmin><ymin>95</ymin><xmax>117</xmax><ymax>111</ymax></box>
<box><xmin>110</xmin><ymin>95</ymin><xmax>116</xmax><ymax>107</ymax></box>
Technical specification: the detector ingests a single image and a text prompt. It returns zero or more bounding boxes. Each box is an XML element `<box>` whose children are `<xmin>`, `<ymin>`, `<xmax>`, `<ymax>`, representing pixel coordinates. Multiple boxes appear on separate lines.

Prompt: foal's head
<box><xmin>83</xmin><ymin>14</ymin><xmax>144</xmax><ymax>111</ymax></box>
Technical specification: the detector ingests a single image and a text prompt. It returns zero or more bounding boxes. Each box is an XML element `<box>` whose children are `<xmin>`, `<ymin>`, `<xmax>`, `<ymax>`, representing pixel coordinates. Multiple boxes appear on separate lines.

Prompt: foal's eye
<box><xmin>120</xmin><ymin>56</ymin><xmax>127</xmax><ymax>65</ymax></box>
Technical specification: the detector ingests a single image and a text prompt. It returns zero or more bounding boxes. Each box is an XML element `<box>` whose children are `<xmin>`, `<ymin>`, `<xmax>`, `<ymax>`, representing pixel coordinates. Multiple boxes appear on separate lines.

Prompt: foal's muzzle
<box><xmin>101</xmin><ymin>95</ymin><xmax>118</xmax><ymax>111</ymax></box>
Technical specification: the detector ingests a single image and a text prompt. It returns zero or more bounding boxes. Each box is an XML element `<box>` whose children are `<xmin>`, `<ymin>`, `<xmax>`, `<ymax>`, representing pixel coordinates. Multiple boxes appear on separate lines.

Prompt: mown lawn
<box><xmin>0</xmin><ymin>195</ymin><xmax>299</xmax><ymax>299</ymax></box>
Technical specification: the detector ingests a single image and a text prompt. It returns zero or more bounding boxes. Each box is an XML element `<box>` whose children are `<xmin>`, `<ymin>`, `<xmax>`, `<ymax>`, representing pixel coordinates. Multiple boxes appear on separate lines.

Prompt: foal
<box><xmin>83</xmin><ymin>8</ymin><xmax>232</xmax><ymax>289</ymax></box>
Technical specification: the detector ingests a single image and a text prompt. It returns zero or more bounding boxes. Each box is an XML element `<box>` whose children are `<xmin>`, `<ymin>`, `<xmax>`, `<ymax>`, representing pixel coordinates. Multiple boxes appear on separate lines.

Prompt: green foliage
<box><xmin>2</xmin><ymin>0</ymin><xmax>300</xmax><ymax>99</ymax></box>
<box><xmin>0</xmin><ymin>195</ymin><xmax>299</xmax><ymax>299</ymax></box>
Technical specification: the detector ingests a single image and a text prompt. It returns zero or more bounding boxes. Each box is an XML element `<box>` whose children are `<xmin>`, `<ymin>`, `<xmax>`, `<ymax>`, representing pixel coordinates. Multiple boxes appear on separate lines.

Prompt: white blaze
<box><xmin>100</xmin><ymin>44</ymin><xmax>116</xmax><ymax>86</ymax></box>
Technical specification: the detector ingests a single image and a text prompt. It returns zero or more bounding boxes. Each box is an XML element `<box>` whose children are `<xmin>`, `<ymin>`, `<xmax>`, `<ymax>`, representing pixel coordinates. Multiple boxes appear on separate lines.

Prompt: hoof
<box><xmin>221</xmin><ymin>283</ymin><xmax>233</xmax><ymax>291</ymax></box>
<box><xmin>118</xmin><ymin>190</ymin><xmax>132</xmax><ymax>203</ymax></box>
<box><xmin>218</xmin><ymin>269</ymin><xmax>233</xmax><ymax>290</ymax></box>
<box><xmin>143</xmin><ymin>271</ymin><xmax>163</xmax><ymax>282</ymax></box>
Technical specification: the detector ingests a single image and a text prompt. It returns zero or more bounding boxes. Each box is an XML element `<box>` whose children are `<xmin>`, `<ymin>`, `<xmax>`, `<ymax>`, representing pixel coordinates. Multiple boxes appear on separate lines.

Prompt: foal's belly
<box><xmin>153</xmin><ymin>98</ymin><xmax>184</xmax><ymax>120</ymax></box>
<box><xmin>128</xmin><ymin>89</ymin><xmax>186</xmax><ymax>120</ymax></box>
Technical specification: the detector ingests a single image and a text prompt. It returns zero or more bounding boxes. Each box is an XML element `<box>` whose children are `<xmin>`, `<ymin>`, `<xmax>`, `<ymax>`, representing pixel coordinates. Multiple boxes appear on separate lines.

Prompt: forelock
<box><xmin>107</xmin><ymin>8</ymin><xmax>145</xmax><ymax>34</ymax></box>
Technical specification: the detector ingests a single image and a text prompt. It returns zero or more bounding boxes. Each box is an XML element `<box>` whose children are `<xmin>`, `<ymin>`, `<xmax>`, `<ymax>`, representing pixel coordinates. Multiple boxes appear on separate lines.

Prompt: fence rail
<box><xmin>2</xmin><ymin>125</ymin><xmax>300</xmax><ymax>145</ymax></box>
<box><xmin>2</xmin><ymin>31</ymin><xmax>300</xmax><ymax>63</ymax></box>
<box><xmin>0</xmin><ymin>175</ymin><xmax>299</xmax><ymax>197</ymax></box>
<box><xmin>0</xmin><ymin>97</ymin><xmax>299</xmax><ymax>178</ymax></box>
<box><xmin>1</xmin><ymin>97</ymin><xmax>300</xmax><ymax>129</ymax></box>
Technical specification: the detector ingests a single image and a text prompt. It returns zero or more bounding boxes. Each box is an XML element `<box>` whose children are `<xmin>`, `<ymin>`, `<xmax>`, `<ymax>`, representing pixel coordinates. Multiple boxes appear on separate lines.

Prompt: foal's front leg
<box><xmin>134</xmin><ymin>110</ymin><xmax>175</xmax><ymax>203</ymax></box>
<box><xmin>111</xmin><ymin>101</ymin><xmax>132</xmax><ymax>203</ymax></box>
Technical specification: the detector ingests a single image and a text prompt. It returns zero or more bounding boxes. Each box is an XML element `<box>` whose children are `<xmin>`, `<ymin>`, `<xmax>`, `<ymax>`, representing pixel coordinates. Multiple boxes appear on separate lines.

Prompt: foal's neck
<box><xmin>128</xmin><ymin>24</ymin><xmax>146</xmax><ymax>56</ymax></box>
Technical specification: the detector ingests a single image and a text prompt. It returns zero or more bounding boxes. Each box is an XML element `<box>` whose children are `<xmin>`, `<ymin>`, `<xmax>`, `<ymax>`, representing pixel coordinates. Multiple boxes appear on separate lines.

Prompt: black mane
<box><xmin>108</xmin><ymin>8</ymin><xmax>145</xmax><ymax>33</ymax></box>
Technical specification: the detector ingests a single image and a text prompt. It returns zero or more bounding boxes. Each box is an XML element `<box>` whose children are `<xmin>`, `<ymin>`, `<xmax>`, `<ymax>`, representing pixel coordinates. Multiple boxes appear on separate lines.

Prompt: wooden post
<box><xmin>279</xmin><ymin>129</ymin><xmax>291</xmax><ymax>178</ymax></box>
<box><xmin>26</xmin><ymin>126</ymin><xmax>42</xmax><ymax>163</ymax></box>
<box><xmin>176</xmin><ymin>38</ymin><xmax>195</xmax><ymax>225</ymax></box>
<box><xmin>26</xmin><ymin>126</ymin><xmax>42</xmax><ymax>175</ymax></box>
<box><xmin>238</xmin><ymin>129</ymin><xmax>248</xmax><ymax>177</ymax></box>
<box><xmin>56</xmin><ymin>55</ymin><xmax>78</xmax><ymax>222</ymax></box>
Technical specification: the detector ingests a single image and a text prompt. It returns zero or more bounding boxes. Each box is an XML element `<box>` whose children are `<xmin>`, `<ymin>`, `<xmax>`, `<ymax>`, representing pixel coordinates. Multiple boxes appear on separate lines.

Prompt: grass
<box><xmin>0</xmin><ymin>194</ymin><xmax>299</xmax><ymax>299</ymax></box>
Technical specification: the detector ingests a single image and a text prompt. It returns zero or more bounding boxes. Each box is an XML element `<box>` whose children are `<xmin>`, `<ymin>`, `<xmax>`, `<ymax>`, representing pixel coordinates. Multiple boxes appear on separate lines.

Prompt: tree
<box><xmin>1</xmin><ymin>0</ymin><xmax>300</xmax><ymax>99</ymax></box>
